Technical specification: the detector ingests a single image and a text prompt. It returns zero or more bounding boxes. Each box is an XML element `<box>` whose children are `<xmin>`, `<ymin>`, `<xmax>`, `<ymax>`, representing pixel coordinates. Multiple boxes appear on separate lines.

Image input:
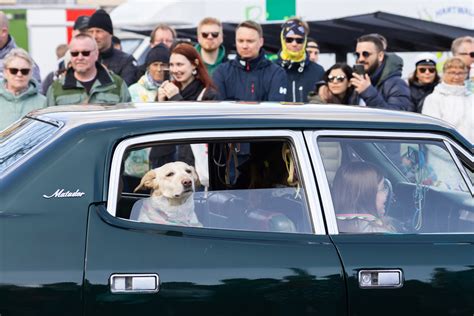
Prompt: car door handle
<box><xmin>110</xmin><ymin>274</ymin><xmax>160</xmax><ymax>293</ymax></box>
<box><xmin>358</xmin><ymin>269</ymin><xmax>403</xmax><ymax>289</ymax></box>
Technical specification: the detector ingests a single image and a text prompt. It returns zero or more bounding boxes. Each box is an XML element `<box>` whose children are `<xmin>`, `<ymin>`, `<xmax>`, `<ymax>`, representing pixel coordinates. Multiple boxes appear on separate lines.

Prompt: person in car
<box><xmin>129</xmin><ymin>43</ymin><xmax>170</xmax><ymax>102</ymax></box>
<box><xmin>332</xmin><ymin>161</ymin><xmax>397</xmax><ymax>233</ymax></box>
<box><xmin>0</xmin><ymin>48</ymin><xmax>46</xmax><ymax>130</ymax></box>
<box><xmin>158</xmin><ymin>42</ymin><xmax>218</xmax><ymax>101</ymax></box>
<box><xmin>308</xmin><ymin>63</ymin><xmax>355</xmax><ymax>105</ymax></box>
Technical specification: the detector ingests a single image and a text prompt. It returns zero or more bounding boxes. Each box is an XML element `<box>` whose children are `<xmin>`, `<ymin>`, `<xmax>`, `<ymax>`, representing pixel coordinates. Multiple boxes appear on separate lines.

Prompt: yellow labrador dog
<box><xmin>133</xmin><ymin>161</ymin><xmax>202</xmax><ymax>227</ymax></box>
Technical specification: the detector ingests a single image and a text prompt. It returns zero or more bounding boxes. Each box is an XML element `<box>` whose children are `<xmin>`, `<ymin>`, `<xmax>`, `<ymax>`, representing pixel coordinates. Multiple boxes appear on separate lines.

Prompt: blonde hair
<box><xmin>443</xmin><ymin>57</ymin><xmax>468</xmax><ymax>72</ymax></box>
<box><xmin>4</xmin><ymin>48</ymin><xmax>33</xmax><ymax>69</ymax></box>
<box><xmin>198</xmin><ymin>17</ymin><xmax>222</xmax><ymax>33</ymax></box>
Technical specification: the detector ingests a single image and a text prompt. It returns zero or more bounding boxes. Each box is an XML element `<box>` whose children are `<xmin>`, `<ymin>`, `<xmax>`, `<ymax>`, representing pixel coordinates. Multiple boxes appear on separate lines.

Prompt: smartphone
<box><xmin>163</xmin><ymin>69</ymin><xmax>171</xmax><ymax>81</ymax></box>
<box><xmin>353</xmin><ymin>64</ymin><xmax>365</xmax><ymax>76</ymax></box>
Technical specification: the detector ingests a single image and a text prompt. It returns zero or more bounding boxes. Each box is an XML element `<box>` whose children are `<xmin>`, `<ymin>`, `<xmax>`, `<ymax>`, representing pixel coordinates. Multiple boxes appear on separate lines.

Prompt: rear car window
<box><xmin>115</xmin><ymin>138</ymin><xmax>313</xmax><ymax>234</ymax></box>
<box><xmin>0</xmin><ymin>118</ymin><xmax>61</xmax><ymax>173</ymax></box>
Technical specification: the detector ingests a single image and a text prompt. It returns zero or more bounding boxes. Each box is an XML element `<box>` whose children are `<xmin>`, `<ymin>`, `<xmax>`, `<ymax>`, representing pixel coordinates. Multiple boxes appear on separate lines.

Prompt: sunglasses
<box><xmin>417</xmin><ymin>67</ymin><xmax>436</xmax><ymax>74</ymax></box>
<box><xmin>8</xmin><ymin>68</ymin><xmax>31</xmax><ymax>76</ymax></box>
<box><xmin>70</xmin><ymin>51</ymin><xmax>91</xmax><ymax>57</ymax></box>
<box><xmin>354</xmin><ymin>51</ymin><xmax>373</xmax><ymax>59</ymax></box>
<box><xmin>327</xmin><ymin>75</ymin><xmax>347</xmax><ymax>83</ymax></box>
<box><xmin>285</xmin><ymin>37</ymin><xmax>305</xmax><ymax>44</ymax></box>
<box><xmin>458</xmin><ymin>51</ymin><xmax>474</xmax><ymax>58</ymax></box>
<box><xmin>201</xmin><ymin>32</ymin><xmax>219</xmax><ymax>39</ymax></box>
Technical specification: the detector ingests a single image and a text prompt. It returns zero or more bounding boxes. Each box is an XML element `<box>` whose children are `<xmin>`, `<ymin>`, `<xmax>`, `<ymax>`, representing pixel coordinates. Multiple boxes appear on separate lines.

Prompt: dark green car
<box><xmin>0</xmin><ymin>103</ymin><xmax>473</xmax><ymax>316</ymax></box>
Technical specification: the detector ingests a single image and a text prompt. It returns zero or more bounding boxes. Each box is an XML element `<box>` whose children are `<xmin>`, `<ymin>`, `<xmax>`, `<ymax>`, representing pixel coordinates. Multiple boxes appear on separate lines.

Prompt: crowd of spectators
<box><xmin>0</xmin><ymin>9</ymin><xmax>472</xmax><ymax>143</ymax></box>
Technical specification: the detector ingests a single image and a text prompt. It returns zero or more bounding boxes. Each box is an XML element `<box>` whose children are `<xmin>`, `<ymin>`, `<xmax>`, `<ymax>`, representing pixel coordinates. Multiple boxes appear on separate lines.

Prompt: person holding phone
<box><xmin>349</xmin><ymin>34</ymin><xmax>414</xmax><ymax>112</ymax></box>
<box><xmin>158</xmin><ymin>42</ymin><xmax>218</xmax><ymax>101</ymax></box>
<box><xmin>129</xmin><ymin>43</ymin><xmax>170</xmax><ymax>102</ymax></box>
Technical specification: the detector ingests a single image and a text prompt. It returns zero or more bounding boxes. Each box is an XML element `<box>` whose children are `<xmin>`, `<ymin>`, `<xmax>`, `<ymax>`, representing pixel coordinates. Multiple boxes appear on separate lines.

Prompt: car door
<box><xmin>84</xmin><ymin>130</ymin><xmax>346</xmax><ymax>316</ymax></box>
<box><xmin>305</xmin><ymin>130</ymin><xmax>474</xmax><ymax>316</ymax></box>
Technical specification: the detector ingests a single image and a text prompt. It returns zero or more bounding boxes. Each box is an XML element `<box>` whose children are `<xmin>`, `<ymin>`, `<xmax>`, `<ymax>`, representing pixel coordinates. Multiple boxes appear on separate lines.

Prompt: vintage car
<box><xmin>0</xmin><ymin>103</ymin><xmax>473</xmax><ymax>316</ymax></box>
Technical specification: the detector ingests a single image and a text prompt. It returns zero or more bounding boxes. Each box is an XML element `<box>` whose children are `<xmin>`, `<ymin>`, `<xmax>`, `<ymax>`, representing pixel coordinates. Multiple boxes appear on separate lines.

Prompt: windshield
<box><xmin>0</xmin><ymin>118</ymin><xmax>61</xmax><ymax>173</ymax></box>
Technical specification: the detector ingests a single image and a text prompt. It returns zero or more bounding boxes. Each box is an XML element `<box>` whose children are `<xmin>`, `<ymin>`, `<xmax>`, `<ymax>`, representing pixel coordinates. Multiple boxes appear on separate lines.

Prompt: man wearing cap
<box><xmin>87</xmin><ymin>9</ymin><xmax>137</xmax><ymax>86</ymax></box>
<box><xmin>46</xmin><ymin>33</ymin><xmax>130</xmax><ymax>106</ymax></box>
<box><xmin>128</xmin><ymin>43</ymin><xmax>170</xmax><ymax>102</ymax></box>
<box><xmin>306</xmin><ymin>38</ymin><xmax>320</xmax><ymax>63</ymax></box>
<box><xmin>350</xmin><ymin>34</ymin><xmax>414</xmax><ymax>111</ymax></box>
<box><xmin>72</xmin><ymin>15</ymin><xmax>90</xmax><ymax>37</ymax></box>
<box><xmin>408</xmin><ymin>53</ymin><xmax>440</xmax><ymax>113</ymax></box>
<box><xmin>276</xmin><ymin>18</ymin><xmax>324</xmax><ymax>102</ymax></box>
<box><xmin>212</xmin><ymin>20</ymin><xmax>287</xmax><ymax>101</ymax></box>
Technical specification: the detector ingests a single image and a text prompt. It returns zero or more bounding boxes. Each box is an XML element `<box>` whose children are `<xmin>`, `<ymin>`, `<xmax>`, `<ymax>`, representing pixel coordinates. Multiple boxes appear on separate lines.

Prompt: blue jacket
<box><xmin>276</xmin><ymin>55</ymin><xmax>324</xmax><ymax>102</ymax></box>
<box><xmin>355</xmin><ymin>54</ymin><xmax>415</xmax><ymax>112</ymax></box>
<box><xmin>212</xmin><ymin>50</ymin><xmax>287</xmax><ymax>101</ymax></box>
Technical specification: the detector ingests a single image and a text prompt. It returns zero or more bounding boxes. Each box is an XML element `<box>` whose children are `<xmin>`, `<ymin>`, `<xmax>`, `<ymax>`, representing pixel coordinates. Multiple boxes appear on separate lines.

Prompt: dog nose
<box><xmin>182</xmin><ymin>179</ymin><xmax>192</xmax><ymax>188</ymax></box>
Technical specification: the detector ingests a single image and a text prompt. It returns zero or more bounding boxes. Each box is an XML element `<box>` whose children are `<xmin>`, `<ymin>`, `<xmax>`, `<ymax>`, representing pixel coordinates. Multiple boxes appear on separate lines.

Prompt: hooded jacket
<box><xmin>212</xmin><ymin>49</ymin><xmax>287</xmax><ymax>101</ymax></box>
<box><xmin>0</xmin><ymin>79</ymin><xmax>46</xmax><ymax>130</ymax></box>
<box><xmin>355</xmin><ymin>53</ymin><xmax>415</xmax><ymax>111</ymax></box>
<box><xmin>46</xmin><ymin>62</ymin><xmax>131</xmax><ymax>106</ymax></box>
<box><xmin>276</xmin><ymin>54</ymin><xmax>324</xmax><ymax>102</ymax></box>
<box><xmin>422</xmin><ymin>82</ymin><xmax>473</xmax><ymax>143</ymax></box>
<box><xmin>99</xmin><ymin>45</ymin><xmax>138</xmax><ymax>86</ymax></box>
<box><xmin>195</xmin><ymin>44</ymin><xmax>228</xmax><ymax>76</ymax></box>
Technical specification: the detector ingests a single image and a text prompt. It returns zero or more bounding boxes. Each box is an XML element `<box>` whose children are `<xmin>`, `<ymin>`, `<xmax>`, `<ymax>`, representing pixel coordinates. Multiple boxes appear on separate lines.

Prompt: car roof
<box><xmin>29</xmin><ymin>102</ymin><xmax>472</xmax><ymax>148</ymax></box>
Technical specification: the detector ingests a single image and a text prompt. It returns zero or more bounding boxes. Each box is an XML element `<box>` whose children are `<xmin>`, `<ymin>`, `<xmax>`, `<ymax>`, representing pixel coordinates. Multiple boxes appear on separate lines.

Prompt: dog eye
<box><xmin>166</xmin><ymin>172</ymin><xmax>175</xmax><ymax>177</ymax></box>
<box><xmin>185</xmin><ymin>169</ymin><xmax>192</xmax><ymax>174</ymax></box>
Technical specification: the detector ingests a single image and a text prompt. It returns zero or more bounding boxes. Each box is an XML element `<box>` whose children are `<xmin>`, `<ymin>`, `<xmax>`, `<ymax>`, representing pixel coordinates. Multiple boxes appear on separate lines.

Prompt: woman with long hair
<box><xmin>158</xmin><ymin>42</ymin><xmax>218</xmax><ymax>101</ymax></box>
<box><xmin>408</xmin><ymin>53</ymin><xmax>440</xmax><ymax>113</ymax></box>
<box><xmin>332</xmin><ymin>161</ymin><xmax>396</xmax><ymax>233</ymax></box>
<box><xmin>308</xmin><ymin>63</ymin><xmax>355</xmax><ymax>105</ymax></box>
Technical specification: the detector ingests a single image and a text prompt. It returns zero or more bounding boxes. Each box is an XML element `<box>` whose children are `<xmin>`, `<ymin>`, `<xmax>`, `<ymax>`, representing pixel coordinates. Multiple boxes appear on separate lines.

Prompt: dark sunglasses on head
<box><xmin>8</xmin><ymin>68</ymin><xmax>30</xmax><ymax>76</ymax></box>
<box><xmin>327</xmin><ymin>75</ymin><xmax>346</xmax><ymax>83</ymax></box>
<box><xmin>201</xmin><ymin>32</ymin><xmax>219</xmax><ymax>38</ymax></box>
<box><xmin>285</xmin><ymin>37</ymin><xmax>305</xmax><ymax>44</ymax></box>
<box><xmin>417</xmin><ymin>67</ymin><xmax>436</xmax><ymax>74</ymax></box>
<box><xmin>354</xmin><ymin>51</ymin><xmax>372</xmax><ymax>59</ymax></box>
<box><xmin>70</xmin><ymin>50</ymin><xmax>91</xmax><ymax>57</ymax></box>
<box><xmin>458</xmin><ymin>51</ymin><xmax>474</xmax><ymax>58</ymax></box>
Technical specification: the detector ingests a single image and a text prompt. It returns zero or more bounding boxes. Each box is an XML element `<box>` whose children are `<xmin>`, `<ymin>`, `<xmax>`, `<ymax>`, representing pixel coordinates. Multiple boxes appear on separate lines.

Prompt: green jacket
<box><xmin>46</xmin><ymin>63</ymin><xmax>131</xmax><ymax>106</ymax></box>
<box><xmin>0</xmin><ymin>79</ymin><xmax>46</xmax><ymax>130</ymax></box>
<box><xmin>195</xmin><ymin>44</ymin><xmax>227</xmax><ymax>76</ymax></box>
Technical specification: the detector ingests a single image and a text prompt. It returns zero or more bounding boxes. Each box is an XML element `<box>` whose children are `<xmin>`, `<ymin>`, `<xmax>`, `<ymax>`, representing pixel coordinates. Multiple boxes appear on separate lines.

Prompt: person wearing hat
<box><xmin>46</xmin><ymin>33</ymin><xmax>130</xmax><ymax>106</ymax></box>
<box><xmin>87</xmin><ymin>9</ymin><xmax>137</xmax><ymax>86</ymax></box>
<box><xmin>72</xmin><ymin>15</ymin><xmax>90</xmax><ymax>37</ymax></box>
<box><xmin>275</xmin><ymin>17</ymin><xmax>324</xmax><ymax>102</ymax></box>
<box><xmin>408</xmin><ymin>53</ymin><xmax>440</xmax><ymax>113</ymax></box>
<box><xmin>306</xmin><ymin>37</ymin><xmax>320</xmax><ymax>63</ymax></box>
<box><xmin>128</xmin><ymin>43</ymin><xmax>170</xmax><ymax>102</ymax></box>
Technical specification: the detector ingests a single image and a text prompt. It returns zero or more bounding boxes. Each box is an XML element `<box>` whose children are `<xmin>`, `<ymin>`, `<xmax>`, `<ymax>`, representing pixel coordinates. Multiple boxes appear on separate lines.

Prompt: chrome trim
<box><xmin>107</xmin><ymin>130</ymin><xmax>327</xmax><ymax>235</ymax></box>
<box><xmin>358</xmin><ymin>269</ymin><xmax>403</xmax><ymax>289</ymax></box>
<box><xmin>304</xmin><ymin>130</ymin><xmax>474</xmax><ymax>235</ymax></box>
<box><xmin>110</xmin><ymin>273</ymin><xmax>160</xmax><ymax>294</ymax></box>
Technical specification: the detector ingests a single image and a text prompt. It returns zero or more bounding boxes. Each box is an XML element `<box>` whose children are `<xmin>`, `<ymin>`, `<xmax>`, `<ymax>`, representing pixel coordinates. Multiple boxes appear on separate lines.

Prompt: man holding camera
<box><xmin>350</xmin><ymin>34</ymin><xmax>414</xmax><ymax>111</ymax></box>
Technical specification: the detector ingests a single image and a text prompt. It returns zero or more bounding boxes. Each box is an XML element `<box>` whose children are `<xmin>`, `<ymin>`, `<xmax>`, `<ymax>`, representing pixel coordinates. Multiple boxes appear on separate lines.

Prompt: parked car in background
<box><xmin>0</xmin><ymin>103</ymin><xmax>473</xmax><ymax>316</ymax></box>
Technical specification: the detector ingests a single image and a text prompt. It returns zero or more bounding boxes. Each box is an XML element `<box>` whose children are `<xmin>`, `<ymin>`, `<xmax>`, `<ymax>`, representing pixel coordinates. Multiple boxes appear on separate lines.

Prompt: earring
<box><xmin>192</xmin><ymin>69</ymin><xmax>197</xmax><ymax>76</ymax></box>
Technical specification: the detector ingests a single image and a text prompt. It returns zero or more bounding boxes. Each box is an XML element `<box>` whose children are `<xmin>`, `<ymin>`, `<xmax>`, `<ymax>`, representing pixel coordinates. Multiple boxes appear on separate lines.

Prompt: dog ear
<box><xmin>190</xmin><ymin>166</ymin><xmax>201</xmax><ymax>188</ymax></box>
<box><xmin>134</xmin><ymin>170</ymin><xmax>157</xmax><ymax>192</ymax></box>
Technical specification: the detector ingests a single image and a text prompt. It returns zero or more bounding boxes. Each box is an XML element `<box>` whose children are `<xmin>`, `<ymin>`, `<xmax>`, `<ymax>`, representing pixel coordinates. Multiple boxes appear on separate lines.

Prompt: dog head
<box><xmin>134</xmin><ymin>161</ymin><xmax>200</xmax><ymax>200</ymax></box>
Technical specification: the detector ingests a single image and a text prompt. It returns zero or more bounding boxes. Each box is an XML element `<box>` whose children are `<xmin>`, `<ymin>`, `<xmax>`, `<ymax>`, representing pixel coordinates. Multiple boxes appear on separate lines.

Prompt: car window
<box><xmin>0</xmin><ymin>118</ymin><xmax>61</xmax><ymax>173</ymax></box>
<box><xmin>115</xmin><ymin>139</ymin><xmax>313</xmax><ymax>234</ymax></box>
<box><xmin>317</xmin><ymin>137</ymin><xmax>473</xmax><ymax>234</ymax></box>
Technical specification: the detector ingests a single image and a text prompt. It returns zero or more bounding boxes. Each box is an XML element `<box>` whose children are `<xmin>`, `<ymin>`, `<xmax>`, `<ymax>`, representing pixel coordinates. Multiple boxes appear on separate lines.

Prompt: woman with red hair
<box><xmin>158</xmin><ymin>42</ymin><xmax>218</xmax><ymax>101</ymax></box>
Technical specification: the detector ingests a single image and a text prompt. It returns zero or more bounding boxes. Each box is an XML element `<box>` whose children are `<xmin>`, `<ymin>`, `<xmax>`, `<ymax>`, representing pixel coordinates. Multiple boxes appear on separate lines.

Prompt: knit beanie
<box><xmin>145</xmin><ymin>43</ymin><xmax>170</xmax><ymax>67</ymax></box>
<box><xmin>88</xmin><ymin>9</ymin><xmax>113</xmax><ymax>35</ymax></box>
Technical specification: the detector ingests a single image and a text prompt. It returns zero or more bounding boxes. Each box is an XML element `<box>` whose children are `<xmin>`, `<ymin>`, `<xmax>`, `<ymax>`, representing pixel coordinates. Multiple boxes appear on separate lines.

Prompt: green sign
<box><xmin>3</xmin><ymin>9</ymin><xmax>28</xmax><ymax>51</ymax></box>
<box><xmin>266</xmin><ymin>0</ymin><xmax>296</xmax><ymax>21</ymax></box>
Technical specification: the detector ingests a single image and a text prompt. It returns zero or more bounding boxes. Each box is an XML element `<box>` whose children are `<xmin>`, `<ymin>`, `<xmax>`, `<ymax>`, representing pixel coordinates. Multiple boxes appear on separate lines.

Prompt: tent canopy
<box><xmin>126</xmin><ymin>11</ymin><xmax>474</xmax><ymax>55</ymax></box>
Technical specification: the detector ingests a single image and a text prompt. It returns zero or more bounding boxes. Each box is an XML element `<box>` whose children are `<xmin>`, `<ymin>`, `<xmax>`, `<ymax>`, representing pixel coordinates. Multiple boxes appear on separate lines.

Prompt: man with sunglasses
<box><xmin>275</xmin><ymin>18</ymin><xmax>324</xmax><ymax>103</ymax></box>
<box><xmin>87</xmin><ymin>9</ymin><xmax>137</xmax><ymax>86</ymax></box>
<box><xmin>451</xmin><ymin>36</ymin><xmax>474</xmax><ymax>92</ymax></box>
<box><xmin>195</xmin><ymin>17</ymin><xmax>227</xmax><ymax>76</ymax></box>
<box><xmin>350</xmin><ymin>34</ymin><xmax>414</xmax><ymax>112</ymax></box>
<box><xmin>46</xmin><ymin>33</ymin><xmax>130</xmax><ymax>106</ymax></box>
<box><xmin>0</xmin><ymin>12</ymin><xmax>42</xmax><ymax>87</ymax></box>
<box><xmin>212</xmin><ymin>20</ymin><xmax>287</xmax><ymax>101</ymax></box>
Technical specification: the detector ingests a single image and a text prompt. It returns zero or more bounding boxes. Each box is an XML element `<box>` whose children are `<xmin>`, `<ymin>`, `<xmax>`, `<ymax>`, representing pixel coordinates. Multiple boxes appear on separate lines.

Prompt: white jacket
<box><xmin>422</xmin><ymin>82</ymin><xmax>473</xmax><ymax>143</ymax></box>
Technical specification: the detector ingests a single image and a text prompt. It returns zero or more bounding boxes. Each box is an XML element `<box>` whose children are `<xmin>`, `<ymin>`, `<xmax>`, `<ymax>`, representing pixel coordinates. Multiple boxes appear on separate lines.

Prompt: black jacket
<box><xmin>212</xmin><ymin>49</ymin><xmax>287</xmax><ymax>101</ymax></box>
<box><xmin>100</xmin><ymin>46</ymin><xmax>138</xmax><ymax>86</ymax></box>
<box><xmin>168</xmin><ymin>79</ymin><xmax>218</xmax><ymax>101</ymax></box>
<box><xmin>409</xmin><ymin>80</ymin><xmax>438</xmax><ymax>113</ymax></box>
<box><xmin>276</xmin><ymin>54</ymin><xmax>324</xmax><ymax>102</ymax></box>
